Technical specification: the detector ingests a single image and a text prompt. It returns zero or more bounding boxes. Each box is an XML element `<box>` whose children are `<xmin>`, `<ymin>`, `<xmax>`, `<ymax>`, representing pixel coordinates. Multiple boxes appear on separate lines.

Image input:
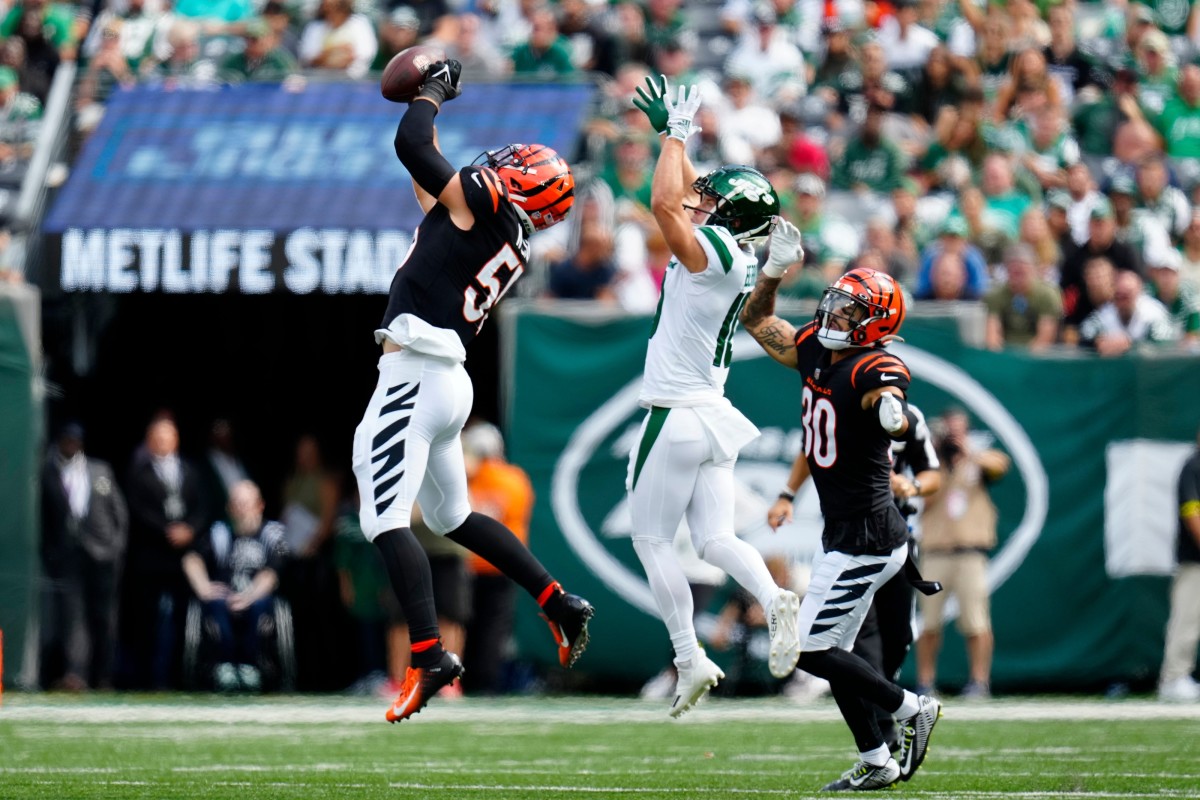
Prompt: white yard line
<box><xmin>3</xmin><ymin>697</ymin><xmax>1200</xmax><ymax>725</ymax></box>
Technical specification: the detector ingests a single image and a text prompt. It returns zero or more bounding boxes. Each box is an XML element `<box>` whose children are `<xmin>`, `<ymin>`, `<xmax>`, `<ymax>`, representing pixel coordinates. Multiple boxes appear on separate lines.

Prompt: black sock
<box><xmin>373</xmin><ymin>528</ymin><xmax>442</xmax><ymax>666</ymax></box>
<box><xmin>799</xmin><ymin>648</ymin><xmax>904</xmax><ymax>713</ymax></box>
<box><xmin>445</xmin><ymin>512</ymin><xmax>556</xmax><ymax>604</ymax></box>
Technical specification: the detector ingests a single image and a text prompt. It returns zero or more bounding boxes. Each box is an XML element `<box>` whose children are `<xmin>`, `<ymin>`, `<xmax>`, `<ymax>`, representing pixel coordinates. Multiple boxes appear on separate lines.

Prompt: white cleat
<box><xmin>767</xmin><ymin>588</ymin><xmax>802</xmax><ymax>679</ymax></box>
<box><xmin>669</xmin><ymin>654</ymin><xmax>724</xmax><ymax>718</ymax></box>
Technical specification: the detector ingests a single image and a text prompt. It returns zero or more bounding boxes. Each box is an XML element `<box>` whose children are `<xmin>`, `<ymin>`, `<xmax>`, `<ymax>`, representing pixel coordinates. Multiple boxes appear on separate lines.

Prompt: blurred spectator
<box><xmin>1043</xmin><ymin>189</ymin><xmax>1077</xmax><ymax>263</ymax></box>
<box><xmin>280</xmin><ymin>434</ymin><xmax>342</xmax><ymax>690</ymax></box>
<box><xmin>448</xmin><ymin>12</ymin><xmax>509</xmax><ymax>79</ymax></box>
<box><xmin>864</xmin><ymin>215</ymin><xmax>917</xmax><ymax>287</ymax></box>
<box><xmin>919</xmin><ymin>250</ymin><xmax>976</xmax><ymax>301</ymax></box>
<box><xmin>831</xmin><ymin>103</ymin><xmax>909</xmax><ymax>194</ymax></box>
<box><xmin>718</xmin><ymin>73</ymin><xmax>782</xmax><ymax>164</ymax></box>
<box><xmin>1110</xmin><ymin>171</ymin><xmax>1172</xmax><ymax>264</ymax></box>
<box><xmin>1145</xmin><ymin>247</ymin><xmax>1200</xmax><ymax>345</ymax></box>
<box><xmin>642</xmin><ymin>0</ymin><xmax>687</xmax><ymax>54</ymax></box>
<box><xmin>510</xmin><ymin>7</ymin><xmax>575</xmax><ymax>76</ymax></box>
<box><xmin>182</xmin><ymin>480</ymin><xmax>284</xmax><ymax>692</ymax></box>
<box><xmin>40</xmin><ymin>422</ymin><xmax>128</xmax><ymax>691</ymax></box>
<box><xmin>388</xmin><ymin>0</ymin><xmax>450</xmax><ymax>38</ymax></box>
<box><xmin>916</xmin><ymin>217</ymin><xmax>989</xmax><ymax>299</ymax></box>
<box><xmin>993</xmin><ymin>47</ymin><xmax>1062</xmax><ymax>124</ymax></box>
<box><xmin>1137</xmin><ymin>155</ymin><xmax>1192</xmax><ymax>243</ymax></box>
<box><xmin>1078</xmin><ymin>269</ymin><xmax>1178</xmax><ymax>355</ymax></box>
<box><xmin>546</xmin><ymin>225</ymin><xmax>618</xmax><ymax>302</ymax></box>
<box><xmin>2</xmin><ymin>0</ymin><xmax>79</xmax><ymax>63</ymax></box>
<box><xmin>1073</xmin><ymin>68</ymin><xmax>1137</xmax><ymax>160</ymax></box>
<box><xmin>1158</xmin><ymin>425</ymin><xmax>1200</xmax><ymax>703</ymax></box>
<box><xmin>1154</xmin><ymin>64</ymin><xmax>1200</xmax><ymax>167</ymax></box>
<box><xmin>219</xmin><ymin>17</ymin><xmax>297</xmax><ymax>82</ymax></box>
<box><xmin>877</xmin><ymin>0</ymin><xmax>938</xmax><ymax>73</ymax></box>
<box><xmin>461</xmin><ymin>421</ymin><xmax>534</xmax><ymax>694</ymax></box>
<box><xmin>1180</xmin><ymin>210</ymin><xmax>1200</xmax><ymax>289</ymax></box>
<box><xmin>789</xmin><ymin>173</ymin><xmax>859</xmax><ymax>282</ymax></box>
<box><xmin>82</xmin><ymin>0</ymin><xmax>163</xmax><ymax>75</ymax></box>
<box><xmin>610</xmin><ymin>1</ymin><xmax>653</xmax><ymax>68</ymax></box>
<box><xmin>1060</xmin><ymin>199</ymin><xmax>1142</xmax><ymax>322</ymax></box>
<box><xmin>146</xmin><ymin>17</ymin><xmax>218</xmax><ymax>86</ymax></box>
<box><xmin>1043</xmin><ymin>3</ymin><xmax>1103</xmax><ymax>107</ymax></box>
<box><xmin>298</xmin><ymin>0</ymin><xmax>377</xmax><ymax>79</ymax></box>
<box><xmin>1006</xmin><ymin>0</ymin><xmax>1050</xmax><ymax>50</ymax></box>
<box><xmin>1017</xmin><ymin>206</ymin><xmax>1062</xmax><ymax>279</ymax></box>
<box><xmin>980</xmin><ymin>153</ymin><xmax>1036</xmax><ymax>241</ymax></box>
<box><xmin>1017</xmin><ymin>105</ymin><xmax>1080</xmax><ymax>192</ymax></box>
<box><xmin>974</xmin><ymin>12</ymin><xmax>1013</xmax><ymax>104</ymax></box>
<box><xmin>810</xmin><ymin>18</ymin><xmax>854</xmax><ymax>104</ymax></box>
<box><xmin>918</xmin><ymin>93</ymin><xmax>989</xmax><ymax>191</ymax></box>
<box><xmin>371</xmin><ymin>7</ymin><xmax>421</xmax><ymax>73</ymax></box>
<box><xmin>558</xmin><ymin>0</ymin><xmax>618</xmax><ymax>76</ymax></box>
<box><xmin>835</xmin><ymin>40</ymin><xmax>913</xmax><ymax>124</ymax></box>
<box><xmin>1064</xmin><ymin>161</ymin><xmax>1104</xmax><ymax>246</ymax></box>
<box><xmin>199</xmin><ymin>418</ymin><xmax>249</xmax><ymax>524</ymax></box>
<box><xmin>912</xmin><ymin>45</ymin><xmax>967</xmax><ymax>128</ymax></box>
<box><xmin>958</xmin><ymin>185</ymin><xmax>1011</xmax><ymax>265</ymax></box>
<box><xmin>75</xmin><ymin>18</ymin><xmax>135</xmax><ymax>134</ymax></box>
<box><xmin>120</xmin><ymin>415</ymin><xmax>206</xmax><ymax>689</ymax></box>
<box><xmin>0</xmin><ymin>65</ymin><xmax>42</xmax><ymax>164</ymax></box>
<box><xmin>1063</xmin><ymin>256</ymin><xmax>1118</xmax><ymax>345</ymax></box>
<box><xmin>917</xmin><ymin>407</ymin><xmax>1010</xmax><ymax>700</ymax></box>
<box><xmin>984</xmin><ymin>243</ymin><xmax>1063</xmax><ymax>351</ymax></box>
<box><xmin>723</xmin><ymin>2</ymin><xmax>805</xmax><ymax>103</ymax></box>
<box><xmin>1133</xmin><ymin>28</ymin><xmax>1176</xmax><ymax>119</ymax></box>
<box><xmin>1</xmin><ymin>28</ymin><xmax>52</xmax><ymax>104</ymax></box>
<box><xmin>599</xmin><ymin>132</ymin><xmax>654</xmax><ymax>219</ymax></box>
<box><xmin>262</xmin><ymin>0</ymin><xmax>298</xmax><ymax>58</ymax></box>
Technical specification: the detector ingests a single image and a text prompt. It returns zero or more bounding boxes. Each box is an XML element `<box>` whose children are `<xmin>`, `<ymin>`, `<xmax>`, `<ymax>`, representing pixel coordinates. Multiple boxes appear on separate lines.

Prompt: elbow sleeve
<box><xmin>394</xmin><ymin>100</ymin><xmax>456</xmax><ymax>198</ymax></box>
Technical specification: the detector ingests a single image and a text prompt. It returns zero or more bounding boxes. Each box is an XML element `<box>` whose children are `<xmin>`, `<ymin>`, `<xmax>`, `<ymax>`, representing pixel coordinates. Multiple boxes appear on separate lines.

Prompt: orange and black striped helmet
<box><xmin>477</xmin><ymin>144</ymin><xmax>575</xmax><ymax>232</ymax></box>
<box><xmin>815</xmin><ymin>267</ymin><xmax>906</xmax><ymax>348</ymax></box>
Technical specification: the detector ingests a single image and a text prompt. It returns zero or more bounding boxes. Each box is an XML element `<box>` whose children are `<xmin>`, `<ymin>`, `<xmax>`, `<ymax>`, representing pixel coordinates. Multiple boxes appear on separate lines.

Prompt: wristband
<box><xmin>778</xmin><ymin>487</ymin><xmax>796</xmax><ymax>502</ymax></box>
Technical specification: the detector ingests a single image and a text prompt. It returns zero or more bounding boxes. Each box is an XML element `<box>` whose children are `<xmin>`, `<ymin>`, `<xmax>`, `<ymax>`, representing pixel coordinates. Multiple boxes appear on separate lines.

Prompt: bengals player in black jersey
<box><xmin>741</xmin><ymin>262</ymin><xmax>943</xmax><ymax>791</ymax></box>
<box><xmin>353</xmin><ymin>59</ymin><xmax>592</xmax><ymax>724</ymax></box>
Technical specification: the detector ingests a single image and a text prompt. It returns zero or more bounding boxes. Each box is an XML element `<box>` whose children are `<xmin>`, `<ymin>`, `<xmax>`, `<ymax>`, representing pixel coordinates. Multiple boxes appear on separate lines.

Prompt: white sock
<box><xmin>701</xmin><ymin>536</ymin><xmax>779</xmax><ymax>611</ymax></box>
<box><xmin>859</xmin><ymin>744</ymin><xmax>891</xmax><ymax>767</ymax></box>
<box><xmin>896</xmin><ymin>690</ymin><xmax>920</xmax><ymax>719</ymax></box>
<box><xmin>633</xmin><ymin>538</ymin><xmax>700</xmax><ymax>664</ymax></box>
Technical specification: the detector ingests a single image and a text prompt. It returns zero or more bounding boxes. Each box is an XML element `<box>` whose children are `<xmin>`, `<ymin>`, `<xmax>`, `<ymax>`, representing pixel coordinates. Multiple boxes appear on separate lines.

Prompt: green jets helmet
<box><xmin>691</xmin><ymin>165</ymin><xmax>780</xmax><ymax>244</ymax></box>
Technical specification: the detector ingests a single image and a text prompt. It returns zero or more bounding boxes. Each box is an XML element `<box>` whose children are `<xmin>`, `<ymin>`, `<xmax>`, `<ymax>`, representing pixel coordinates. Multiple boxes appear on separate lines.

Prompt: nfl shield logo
<box><xmin>814</xmin><ymin>367</ymin><xmax>822</xmax><ymax>381</ymax></box>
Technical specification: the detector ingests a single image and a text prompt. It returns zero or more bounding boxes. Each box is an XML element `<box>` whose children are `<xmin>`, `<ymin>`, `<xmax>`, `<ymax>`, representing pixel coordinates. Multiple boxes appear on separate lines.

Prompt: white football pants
<box><xmin>799</xmin><ymin>543</ymin><xmax>908</xmax><ymax>652</ymax></box>
<box><xmin>352</xmin><ymin>349</ymin><xmax>474</xmax><ymax>541</ymax></box>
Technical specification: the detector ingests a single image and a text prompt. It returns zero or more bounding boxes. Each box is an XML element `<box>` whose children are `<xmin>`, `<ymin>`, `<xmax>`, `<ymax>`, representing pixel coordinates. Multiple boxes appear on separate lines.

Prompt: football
<box><xmin>380</xmin><ymin>44</ymin><xmax>447</xmax><ymax>103</ymax></box>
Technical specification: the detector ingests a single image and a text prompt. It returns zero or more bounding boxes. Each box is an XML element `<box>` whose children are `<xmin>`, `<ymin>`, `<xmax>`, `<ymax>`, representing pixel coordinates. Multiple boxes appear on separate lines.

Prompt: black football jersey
<box><xmin>794</xmin><ymin>321</ymin><xmax>912</xmax><ymax>553</ymax></box>
<box><xmin>381</xmin><ymin>165</ymin><xmax>531</xmax><ymax>347</ymax></box>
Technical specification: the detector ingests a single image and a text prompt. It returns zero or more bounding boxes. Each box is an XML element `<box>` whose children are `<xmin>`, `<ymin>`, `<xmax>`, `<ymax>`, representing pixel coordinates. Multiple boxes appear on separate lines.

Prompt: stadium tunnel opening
<box><xmin>41</xmin><ymin>292</ymin><xmax>504</xmax><ymax>517</ymax></box>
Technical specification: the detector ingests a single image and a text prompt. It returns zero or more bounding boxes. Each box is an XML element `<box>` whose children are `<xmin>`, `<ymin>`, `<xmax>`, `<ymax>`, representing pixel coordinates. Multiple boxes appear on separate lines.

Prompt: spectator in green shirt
<box><xmin>219</xmin><ymin>18</ymin><xmax>298</xmax><ymax>83</ymax></box>
<box><xmin>1134</xmin><ymin>29</ymin><xmax>1178</xmax><ymax>118</ymax></box>
<box><xmin>1</xmin><ymin>0</ymin><xmax>77</xmax><ymax>59</ymax></box>
<box><xmin>831</xmin><ymin>103</ymin><xmax>909</xmax><ymax>193</ymax></box>
<box><xmin>1154</xmin><ymin>64</ymin><xmax>1200</xmax><ymax>161</ymax></box>
<box><xmin>511</xmin><ymin>8</ymin><xmax>576</xmax><ymax>77</ymax></box>
<box><xmin>1146</xmin><ymin>246</ymin><xmax>1200</xmax><ymax>344</ymax></box>
<box><xmin>981</xmin><ymin>154</ymin><xmax>1035</xmax><ymax>241</ymax></box>
<box><xmin>984</xmin><ymin>243</ymin><xmax>1064</xmax><ymax>350</ymax></box>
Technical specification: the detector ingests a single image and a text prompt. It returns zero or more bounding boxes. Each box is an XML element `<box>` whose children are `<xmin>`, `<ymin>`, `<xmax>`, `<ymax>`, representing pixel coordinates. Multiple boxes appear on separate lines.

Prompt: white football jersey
<box><xmin>639</xmin><ymin>225</ymin><xmax>758</xmax><ymax>407</ymax></box>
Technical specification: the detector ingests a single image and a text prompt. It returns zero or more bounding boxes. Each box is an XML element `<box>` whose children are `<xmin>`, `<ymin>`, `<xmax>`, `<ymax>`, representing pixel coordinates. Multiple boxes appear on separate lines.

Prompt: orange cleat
<box><xmin>540</xmin><ymin>589</ymin><xmax>595</xmax><ymax>668</ymax></box>
<box><xmin>385</xmin><ymin>651</ymin><xmax>464</xmax><ymax>723</ymax></box>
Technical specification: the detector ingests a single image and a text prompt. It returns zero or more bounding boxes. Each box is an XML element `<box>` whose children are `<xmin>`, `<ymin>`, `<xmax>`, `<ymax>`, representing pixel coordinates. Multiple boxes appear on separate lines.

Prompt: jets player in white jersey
<box><xmin>628</xmin><ymin>76</ymin><xmax>807</xmax><ymax>717</ymax></box>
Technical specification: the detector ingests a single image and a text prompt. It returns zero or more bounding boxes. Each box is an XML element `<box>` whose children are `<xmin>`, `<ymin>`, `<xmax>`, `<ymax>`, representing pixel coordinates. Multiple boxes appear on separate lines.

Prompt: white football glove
<box><xmin>763</xmin><ymin>217</ymin><xmax>804</xmax><ymax>278</ymax></box>
<box><xmin>878</xmin><ymin>393</ymin><xmax>905</xmax><ymax>434</ymax></box>
<box><xmin>664</xmin><ymin>83</ymin><xmax>703</xmax><ymax>142</ymax></box>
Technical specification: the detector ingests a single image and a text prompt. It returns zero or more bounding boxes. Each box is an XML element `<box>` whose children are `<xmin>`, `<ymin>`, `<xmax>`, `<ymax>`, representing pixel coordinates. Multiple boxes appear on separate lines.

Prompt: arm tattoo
<box><xmin>754</xmin><ymin>323</ymin><xmax>794</xmax><ymax>356</ymax></box>
<box><xmin>741</xmin><ymin>275</ymin><xmax>781</xmax><ymax>327</ymax></box>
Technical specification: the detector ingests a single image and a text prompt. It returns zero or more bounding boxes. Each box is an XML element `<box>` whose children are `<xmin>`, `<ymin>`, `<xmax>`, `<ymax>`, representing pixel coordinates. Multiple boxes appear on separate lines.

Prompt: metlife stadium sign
<box><xmin>42</xmin><ymin>81</ymin><xmax>595</xmax><ymax>294</ymax></box>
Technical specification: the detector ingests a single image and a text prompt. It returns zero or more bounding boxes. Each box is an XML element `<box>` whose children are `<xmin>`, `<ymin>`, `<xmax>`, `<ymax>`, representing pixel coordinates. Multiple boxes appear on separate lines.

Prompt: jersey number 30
<box><xmin>801</xmin><ymin>386</ymin><xmax>838</xmax><ymax>468</ymax></box>
<box><xmin>464</xmin><ymin>244</ymin><xmax>523</xmax><ymax>329</ymax></box>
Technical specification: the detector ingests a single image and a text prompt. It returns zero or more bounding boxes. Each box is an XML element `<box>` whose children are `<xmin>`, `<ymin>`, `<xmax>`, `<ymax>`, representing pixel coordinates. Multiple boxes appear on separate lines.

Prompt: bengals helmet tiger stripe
<box><xmin>476</xmin><ymin>144</ymin><xmax>575</xmax><ymax>233</ymax></box>
<box><xmin>814</xmin><ymin>267</ymin><xmax>906</xmax><ymax>350</ymax></box>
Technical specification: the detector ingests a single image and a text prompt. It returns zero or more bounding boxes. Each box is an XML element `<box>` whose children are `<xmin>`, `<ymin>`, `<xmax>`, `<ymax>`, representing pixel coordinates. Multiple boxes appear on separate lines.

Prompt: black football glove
<box><xmin>416</xmin><ymin>59</ymin><xmax>463</xmax><ymax>105</ymax></box>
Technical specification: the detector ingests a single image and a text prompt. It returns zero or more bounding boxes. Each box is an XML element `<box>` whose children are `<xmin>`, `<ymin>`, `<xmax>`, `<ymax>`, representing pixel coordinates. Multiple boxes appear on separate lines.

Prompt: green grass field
<box><xmin>2</xmin><ymin>695</ymin><xmax>1199</xmax><ymax>799</ymax></box>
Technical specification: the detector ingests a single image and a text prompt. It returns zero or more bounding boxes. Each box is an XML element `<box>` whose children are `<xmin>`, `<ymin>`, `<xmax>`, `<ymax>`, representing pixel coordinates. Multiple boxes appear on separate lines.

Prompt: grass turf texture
<box><xmin>2</xmin><ymin>696</ymin><xmax>1199</xmax><ymax>799</ymax></box>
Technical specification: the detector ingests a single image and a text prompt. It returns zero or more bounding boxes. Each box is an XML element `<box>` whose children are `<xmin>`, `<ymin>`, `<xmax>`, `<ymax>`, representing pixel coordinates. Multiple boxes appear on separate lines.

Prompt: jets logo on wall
<box><xmin>550</xmin><ymin>335</ymin><xmax>1049</xmax><ymax>622</ymax></box>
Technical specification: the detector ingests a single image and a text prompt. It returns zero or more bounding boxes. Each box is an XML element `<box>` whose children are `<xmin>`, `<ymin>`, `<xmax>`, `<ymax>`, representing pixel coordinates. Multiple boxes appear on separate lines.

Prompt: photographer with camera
<box><xmin>915</xmin><ymin>407</ymin><xmax>1010</xmax><ymax>700</ymax></box>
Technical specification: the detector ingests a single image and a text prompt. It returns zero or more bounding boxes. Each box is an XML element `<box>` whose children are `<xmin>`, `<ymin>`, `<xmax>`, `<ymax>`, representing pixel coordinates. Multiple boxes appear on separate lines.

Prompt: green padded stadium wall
<box><xmin>505</xmin><ymin>306</ymin><xmax>1200</xmax><ymax>691</ymax></box>
<box><xmin>0</xmin><ymin>286</ymin><xmax>41</xmax><ymax>689</ymax></box>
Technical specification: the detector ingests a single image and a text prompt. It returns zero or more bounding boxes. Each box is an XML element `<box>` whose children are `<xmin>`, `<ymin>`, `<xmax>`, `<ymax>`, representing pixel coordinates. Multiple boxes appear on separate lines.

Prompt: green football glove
<box><xmin>632</xmin><ymin>74</ymin><xmax>669</xmax><ymax>135</ymax></box>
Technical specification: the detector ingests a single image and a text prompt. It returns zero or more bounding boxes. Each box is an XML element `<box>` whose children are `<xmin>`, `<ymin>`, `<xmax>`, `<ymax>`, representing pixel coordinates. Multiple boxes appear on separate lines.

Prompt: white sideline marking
<box><xmin>4</xmin><ymin>697</ymin><xmax>1200</xmax><ymax>724</ymax></box>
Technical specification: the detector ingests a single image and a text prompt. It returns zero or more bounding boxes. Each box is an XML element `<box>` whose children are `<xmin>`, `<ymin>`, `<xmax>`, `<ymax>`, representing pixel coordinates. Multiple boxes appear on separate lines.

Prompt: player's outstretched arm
<box><xmin>649</xmin><ymin>82</ymin><xmax>709</xmax><ymax>273</ymax></box>
<box><xmin>768</xmin><ymin>453</ymin><xmax>811</xmax><ymax>529</ymax></box>
<box><xmin>394</xmin><ymin>60</ymin><xmax>468</xmax><ymax>217</ymax></box>
<box><xmin>740</xmin><ymin>269</ymin><xmax>799</xmax><ymax>368</ymax></box>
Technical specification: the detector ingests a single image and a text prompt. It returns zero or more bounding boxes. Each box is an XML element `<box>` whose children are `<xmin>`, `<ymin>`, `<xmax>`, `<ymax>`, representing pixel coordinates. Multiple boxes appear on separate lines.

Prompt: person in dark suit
<box><xmin>40</xmin><ymin>422</ymin><xmax>128</xmax><ymax>690</ymax></box>
<box><xmin>118</xmin><ymin>415</ymin><xmax>207</xmax><ymax>689</ymax></box>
